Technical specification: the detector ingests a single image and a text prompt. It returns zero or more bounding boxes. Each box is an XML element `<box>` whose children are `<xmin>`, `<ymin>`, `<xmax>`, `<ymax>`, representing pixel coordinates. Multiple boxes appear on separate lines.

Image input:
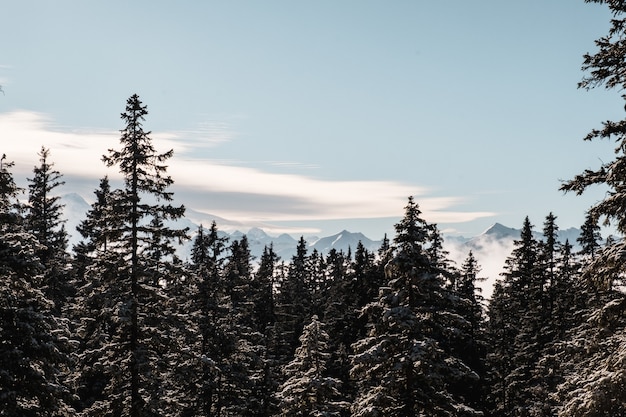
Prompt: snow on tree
<box><xmin>557</xmin><ymin>2</ymin><xmax>626</xmax><ymax>415</ymax></box>
<box><xmin>0</xmin><ymin>155</ymin><xmax>74</xmax><ymax>416</ymax></box>
<box><xmin>350</xmin><ymin>197</ymin><xmax>482</xmax><ymax>416</ymax></box>
<box><xmin>275</xmin><ymin>315</ymin><xmax>348</xmax><ymax>416</ymax></box>
<box><xmin>72</xmin><ymin>95</ymin><xmax>188</xmax><ymax>416</ymax></box>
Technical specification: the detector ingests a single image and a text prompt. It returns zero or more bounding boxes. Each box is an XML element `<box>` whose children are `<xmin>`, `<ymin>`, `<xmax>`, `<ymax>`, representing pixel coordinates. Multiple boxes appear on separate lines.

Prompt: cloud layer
<box><xmin>0</xmin><ymin>110</ymin><xmax>495</xmax><ymax>226</ymax></box>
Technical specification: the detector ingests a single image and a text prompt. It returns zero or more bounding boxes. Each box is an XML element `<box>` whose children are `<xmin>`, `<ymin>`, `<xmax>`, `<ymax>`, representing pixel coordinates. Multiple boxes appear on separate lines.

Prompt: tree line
<box><xmin>0</xmin><ymin>94</ymin><xmax>623</xmax><ymax>416</ymax></box>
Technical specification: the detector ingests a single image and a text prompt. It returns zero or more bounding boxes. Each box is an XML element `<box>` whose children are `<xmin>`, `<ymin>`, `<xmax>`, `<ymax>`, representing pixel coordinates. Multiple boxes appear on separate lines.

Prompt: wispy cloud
<box><xmin>161</xmin><ymin>119</ymin><xmax>238</xmax><ymax>153</ymax></box>
<box><xmin>264</xmin><ymin>161</ymin><xmax>320</xmax><ymax>169</ymax></box>
<box><xmin>0</xmin><ymin>110</ymin><xmax>496</xmax><ymax>226</ymax></box>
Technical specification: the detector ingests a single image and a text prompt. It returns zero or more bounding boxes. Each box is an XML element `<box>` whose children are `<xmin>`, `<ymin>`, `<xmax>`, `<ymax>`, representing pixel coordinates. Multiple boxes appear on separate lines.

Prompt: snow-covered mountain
<box><xmin>60</xmin><ymin>193</ymin><xmax>380</xmax><ymax>261</ymax></box>
<box><xmin>60</xmin><ymin>192</ymin><xmax>585</xmax><ymax>298</ymax></box>
<box><xmin>309</xmin><ymin>230</ymin><xmax>381</xmax><ymax>255</ymax></box>
<box><xmin>443</xmin><ymin>222</ymin><xmax>584</xmax><ymax>299</ymax></box>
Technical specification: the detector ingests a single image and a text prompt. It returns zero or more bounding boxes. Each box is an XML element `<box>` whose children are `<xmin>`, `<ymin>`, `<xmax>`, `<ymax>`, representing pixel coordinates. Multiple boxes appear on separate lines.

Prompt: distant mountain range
<box><xmin>60</xmin><ymin>193</ymin><xmax>382</xmax><ymax>261</ymax></box>
<box><xmin>61</xmin><ymin>193</ymin><xmax>585</xmax><ymax>291</ymax></box>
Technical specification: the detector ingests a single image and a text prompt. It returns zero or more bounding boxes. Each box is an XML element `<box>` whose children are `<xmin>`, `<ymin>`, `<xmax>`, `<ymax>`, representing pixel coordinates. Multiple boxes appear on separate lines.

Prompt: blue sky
<box><xmin>0</xmin><ymin>1</ymin><xmax>621</xmax><ymax>239</ymax></box>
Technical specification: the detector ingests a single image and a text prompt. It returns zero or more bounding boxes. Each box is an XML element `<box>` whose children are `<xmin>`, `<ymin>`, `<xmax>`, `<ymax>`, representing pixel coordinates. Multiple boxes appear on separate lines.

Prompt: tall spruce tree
<box><xmin>0</xmin><ymin>155</ymin><xmax>73</xmax><ymax>416</ymax></box>
<box><xmin>74</xmin><ymin>95</ymin><xmax>187</xmax><ymax>416</ymax></box>
<box><xmin>253</xmin><ymin>244</ymin><xmax>281</xmax><ymax>416</ymax></box>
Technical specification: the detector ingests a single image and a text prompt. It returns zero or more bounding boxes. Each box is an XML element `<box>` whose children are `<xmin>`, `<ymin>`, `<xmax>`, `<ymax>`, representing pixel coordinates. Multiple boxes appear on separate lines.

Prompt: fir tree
<box><xmin>253</xmin><ymin>244</ymin><xmax>281</xmax><ymax>416</ymax></box>
<box><xmin>275</xmin><ymin>236</ymin><xmax>313</xmax><ymax>356</ymax></box>
<box><xmin>182</xmin><ymin>221</ymin><xmax>230</xmax><ymax>416</ymax></box>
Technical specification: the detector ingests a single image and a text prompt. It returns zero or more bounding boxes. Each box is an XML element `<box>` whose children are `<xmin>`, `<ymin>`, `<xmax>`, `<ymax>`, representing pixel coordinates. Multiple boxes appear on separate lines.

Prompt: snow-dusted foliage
<box><xmin>556</xmin><ymin>297</ymin><xmax>626</xmax><ymax>417</ymax></box>
<box><xmin>350</xmin><ymin>197</ymin><xmax>483</xmax><ymax>416</ymax></box>
<box><xmin>276</xmin><ymin>315</ymin><xmax>348</xmax><ymax>416</ymax></box>
<box><xmin>0</xmin><ymin>156</ymin><xmax>74</xmax><ymax>416</ymax></box>
<box><xmin>71</xmin><ymin>95</ymin><xmax>188</xmax><ymax>416</ymax></box>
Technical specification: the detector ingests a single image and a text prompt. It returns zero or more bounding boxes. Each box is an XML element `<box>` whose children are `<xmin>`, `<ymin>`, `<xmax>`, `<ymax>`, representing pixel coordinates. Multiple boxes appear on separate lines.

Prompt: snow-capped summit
<box><xmin>481</xmin><ymin>223</ymin><xmax>520</xmax><ymax>240</ymax></box>
<box><xmin>311</xmin><ymin>230</ymin><xmax>380</xmax><ymax>254</ymax></box>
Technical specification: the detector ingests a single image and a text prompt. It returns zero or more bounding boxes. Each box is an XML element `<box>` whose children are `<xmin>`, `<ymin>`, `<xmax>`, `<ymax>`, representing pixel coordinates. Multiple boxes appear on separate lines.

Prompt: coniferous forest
<box><xmin>4</xmin><ymin>1</ymin><xmax>626</xmax><ymax>416</ymax></box>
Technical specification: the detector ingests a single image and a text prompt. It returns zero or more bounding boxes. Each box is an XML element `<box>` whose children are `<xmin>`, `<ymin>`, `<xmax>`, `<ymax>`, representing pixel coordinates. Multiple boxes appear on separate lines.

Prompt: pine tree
<box><xmin>0</xmin><ymin>155</ymin><xmax>73</xmax><ymax>416</ymax></box>
<box><xmin>74</xmin><ymin>94</ymin><xmax>187</xmax><ymax>416</ymax></box>
<box><xmin>275</xmin><ymin>315</ymin><xmax>348</xmax><ymax>416</ymax></box>
<box><xmin>452</xmin><ymin>251</ymin><xmax>488</xmax><ymax>411</ymax></box>
<box><xmin>25</xmin><ymin>147</ymin><xmax>71</xmax><ymax>314</ymax></box>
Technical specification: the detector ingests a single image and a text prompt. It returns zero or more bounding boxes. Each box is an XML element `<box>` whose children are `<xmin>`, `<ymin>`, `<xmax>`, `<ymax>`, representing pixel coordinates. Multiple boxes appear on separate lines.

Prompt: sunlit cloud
<box><xmin>0</xmin><ymin>110</ymin><xmax>496</xmax><ymax>226</ymax></box>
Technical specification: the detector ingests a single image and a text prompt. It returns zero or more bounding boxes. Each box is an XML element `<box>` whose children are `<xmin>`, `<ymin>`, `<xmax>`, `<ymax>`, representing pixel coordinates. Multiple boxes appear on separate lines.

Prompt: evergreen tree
<box><xmin>486</xmin><ymin>216</ymin><xmax>541</xmax><ymax>416</ymax></box>
<box><xmin>0</xmin><ymin>155</ymin><xmax>73</xmax><ymax>416</ymax></box>
<box><xmin>254</xmin><ymin>244</ymin><xmax>279</xmax><ymax>332</ymax></box>
<box><xmin>26</xmin><ymin>147</ymin><xmax>71</xmax><ymax>313</ymax></box>
<box><xmin>253</xmin><ymin>244</ymin><xmax>281</xmax><ymax>416</ymax></box>
<box><xmin>73</xmin><ymin>176</ymin><xmax>122</xmax><ymax>276</ymax></box>
<box><xmin>577</xmin><ymin>211</ymin><xmax>602</xmax><ymax>259</ymax></box>
<box><xmin>275</xmin><ymin>316</ymin><xmax>348</xmax><ymax>416</ymax></box>
<box><xmin>74</xmin><ymin>94</ymin><xmax>187</xmax><ymax>416</ymax></box>
<box><xmin>275</xmin><ymin>236</ymin><xmax>312</xmax><ymax>357</ymax></box>
<box><xmin>557</xmin><ymin>3</ymin><xmax>626</xmax><ymax>414</ymax></box>
<box><xmin>453</xmin><ymin>251</ymin><xmax>488</xmax><ymax>410</ymax></box>
<box><xmin>219</xmin><ymin>235</ymin><xmax>266</xmax><ymax>415</ymax></box>
<box><xmin>350</xmin><ymin>197</ymin><xmax>481</xmax><ymax>416</ymax></box>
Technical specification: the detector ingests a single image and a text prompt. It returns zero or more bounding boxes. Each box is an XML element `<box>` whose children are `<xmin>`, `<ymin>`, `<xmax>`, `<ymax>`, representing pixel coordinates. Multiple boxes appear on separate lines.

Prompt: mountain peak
<box><xmin>482</xmin><ymin>223</ymin><xmax>519</xmax><ymax>239</ymax></box>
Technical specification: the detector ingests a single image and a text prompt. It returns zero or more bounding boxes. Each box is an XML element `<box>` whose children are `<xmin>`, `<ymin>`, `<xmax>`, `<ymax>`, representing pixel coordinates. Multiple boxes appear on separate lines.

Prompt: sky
<box><xmin>0</xmin><ymin>1</ymin><xmax>623</xmax><ymax>240</ymax></box>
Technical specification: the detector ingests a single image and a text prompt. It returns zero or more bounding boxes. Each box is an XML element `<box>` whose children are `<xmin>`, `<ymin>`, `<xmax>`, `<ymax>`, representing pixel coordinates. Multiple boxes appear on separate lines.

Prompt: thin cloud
<box><xmin>265</xmin><ymin>161</ymin><xmax>320</xmax><ymax>169</ymax></box>
<box><xmin>0</xmin><ymin>110</ymin><xmax>496</xmax><ymax>226</ymax></box>
<box><xmin>164</xmin><ymin>119</ymin><xmax>238</xmax><ymax>153</ymax></box>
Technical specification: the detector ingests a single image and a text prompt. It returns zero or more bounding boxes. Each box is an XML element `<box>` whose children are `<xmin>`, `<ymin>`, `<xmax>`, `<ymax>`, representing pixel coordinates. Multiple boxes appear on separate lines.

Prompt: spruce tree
<box><xmin>275</xmin><ymin>315</ymin><xmax>348</xmax><ymax>416</ymax></box>
<box><xmin>253</xmin><ymin>244</ymin><xmax>281</xmax><ymax>416</ymax></box>
<box><xmin>182</xmin><ymin>221</ymin><xmax>230</xmax><ymax>416</ymax></box>
<box><xmin>350</xmin><ymin>197</ymin><xmax>482</xmax><ymax>416</ymax></box>
<box><xmin>486</xmin><ymin>216</ymin><xmax>541</xmax><ymax>416</ymax></box>
<box><xmin>26</xmin><ymin>147</ymin><xmax>71</xmax><ymax>314</ymax></box>
<box><xmin>275</xmin><ymin>236</ymin><xmax>313</xmax><ymax>357</ymax></box>
<box><xmin>557</xmin><ymin>2</ymin><xmax>626</xmax><ymax>414</ymax></box>
<box><xmin>577</xmin><ymin>211</ymin><xmax>602</xmax><ymax>259</ymax></box>
<box><xmin>74</xmin><ymin>94</ymin><xmax>187</xmax><ymax>416</ymax></box>
<box><xmin>0</xmin><ymin>155</ymin><xmax>73</xmax><ymax>416</ymax></box>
